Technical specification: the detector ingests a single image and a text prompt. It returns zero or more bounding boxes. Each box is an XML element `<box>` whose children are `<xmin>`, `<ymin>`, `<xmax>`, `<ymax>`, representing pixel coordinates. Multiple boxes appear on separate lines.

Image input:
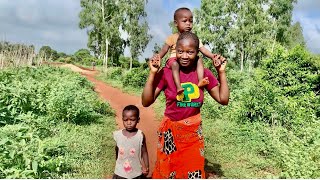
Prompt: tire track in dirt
<box><xmin>61</xmin><ymin>64</ymin><xmax>159</xmax><ymax>178</ymax></box>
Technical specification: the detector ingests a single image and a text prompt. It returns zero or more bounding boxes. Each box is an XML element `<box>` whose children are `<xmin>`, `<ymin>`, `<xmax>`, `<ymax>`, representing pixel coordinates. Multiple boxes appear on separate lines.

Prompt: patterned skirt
<box><xmin>152</xmin><ymin>114</ymin><xmax>205</xmax><ymax>179</ymax></box>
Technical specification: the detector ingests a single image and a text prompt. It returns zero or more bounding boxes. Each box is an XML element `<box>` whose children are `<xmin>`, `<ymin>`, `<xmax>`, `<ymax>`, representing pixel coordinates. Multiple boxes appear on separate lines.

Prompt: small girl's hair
<box><xmin>123</xmin><ymin>105</ymin><xmax>140</xmax><ymax>117</ymax></box>
<box><xmin>177</xmin><ymin>31</ymin><xmax>199</xmax><ymax>49</ymax></box>
<box><xmin>174</xmin><ymin>7</ymin><xmax>191</xmax><ymax>20</ymax></box>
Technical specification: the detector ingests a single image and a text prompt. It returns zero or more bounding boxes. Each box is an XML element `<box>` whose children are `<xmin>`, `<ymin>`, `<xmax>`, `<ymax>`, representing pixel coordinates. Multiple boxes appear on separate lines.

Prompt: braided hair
<box><xmin>176</xmin><ymin>31</ymin><xmax>199</xmax><ymax>49</ymax></box>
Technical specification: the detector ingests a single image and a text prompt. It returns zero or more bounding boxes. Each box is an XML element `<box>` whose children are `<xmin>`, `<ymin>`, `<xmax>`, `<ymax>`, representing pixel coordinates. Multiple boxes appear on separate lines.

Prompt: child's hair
<box><xmin>123</xmin><ymin>105</ymin><xmax>140</xmax><ymax>117</ymax></box>
<box><xmin>177</xmin><ymin>31</ymin><xmax>199</xmax><ymax>48</ymax></box>
<box><xmin>174</xmin><ymin>7</ymin><xmax>191</xmax><ymax>20</ymax></box>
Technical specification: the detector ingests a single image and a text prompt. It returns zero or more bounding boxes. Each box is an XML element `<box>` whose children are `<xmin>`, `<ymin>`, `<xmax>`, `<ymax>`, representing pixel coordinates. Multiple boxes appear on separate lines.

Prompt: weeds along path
<box><xmin>60</xmin><ymin>64</ymin><xmax>159</xmax><ymax>178</ymax></box>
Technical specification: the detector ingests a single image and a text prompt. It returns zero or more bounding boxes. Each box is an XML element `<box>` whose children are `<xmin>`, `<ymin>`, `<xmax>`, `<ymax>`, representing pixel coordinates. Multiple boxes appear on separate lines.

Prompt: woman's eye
<box><xmin>188</xmin><ymin>51</ymin><xmax>194</xmax><ymax>54</ymax></box>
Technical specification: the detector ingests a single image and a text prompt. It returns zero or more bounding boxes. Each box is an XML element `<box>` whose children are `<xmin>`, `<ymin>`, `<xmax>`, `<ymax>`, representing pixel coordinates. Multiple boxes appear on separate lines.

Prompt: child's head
<box><xmin>122</xmin><ymin>105</ymin><xmax>140</xmax><ymax>131</ymax></box>
<box><xmin>174</xmin><ymin>7</ymin><xmax>193</xmax><ymax>33</ymax></box>
<box><xmin>176</xmin><ymin>31</ymin><xmax>199</xmax><ymax>68</ymax></box>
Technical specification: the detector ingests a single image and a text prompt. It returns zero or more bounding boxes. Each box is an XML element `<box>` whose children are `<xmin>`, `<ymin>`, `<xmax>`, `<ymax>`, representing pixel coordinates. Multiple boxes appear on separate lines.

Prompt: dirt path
<box><xmin>60</xmin><ymin>64</ymin><xmax>159</xmax><ymax>178</ymax></box>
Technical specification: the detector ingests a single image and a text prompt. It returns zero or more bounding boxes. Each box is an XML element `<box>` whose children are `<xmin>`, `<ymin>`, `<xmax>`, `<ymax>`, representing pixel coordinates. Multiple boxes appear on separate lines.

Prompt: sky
<box><xmin>0</xmin><ymin>0</ymin><xmax>319</xmax><ymax>61</ymax></box>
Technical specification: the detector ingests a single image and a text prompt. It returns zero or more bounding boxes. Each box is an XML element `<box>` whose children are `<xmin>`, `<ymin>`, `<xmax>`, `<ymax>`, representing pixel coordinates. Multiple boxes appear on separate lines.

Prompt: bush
<box><xmin>122</xmin><ymin>67</ymin><xmax>149</xmax><ymax>88</ymax></box>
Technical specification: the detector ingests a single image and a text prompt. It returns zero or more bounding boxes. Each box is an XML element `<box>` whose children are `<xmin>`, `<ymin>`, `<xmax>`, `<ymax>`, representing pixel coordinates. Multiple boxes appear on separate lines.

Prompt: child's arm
<box><xmin>150</xmin><ymin>44</ymin><xmax>170</xmax><ymax>67</ymax></box>
<box><xmin>199</xmin><ymin>46</ymin><xmax>220</xmax><ymax>67</ymax></box>
<box><xmin>141</xmin><ymin>132</ymin><xmax>149</xmax><ymax>176</ymax></box>
<box><xmin>158</xmin><ymin>44</ymin><xmax>170</xmax><ymax>59</ymax></box>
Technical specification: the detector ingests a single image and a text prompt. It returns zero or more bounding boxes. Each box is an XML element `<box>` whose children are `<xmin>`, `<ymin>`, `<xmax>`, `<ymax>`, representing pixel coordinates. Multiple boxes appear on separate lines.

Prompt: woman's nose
<box><xmin>182</xmin><ymin>52</ymin><xmax>188</xmax><ymax>59</ymax></box>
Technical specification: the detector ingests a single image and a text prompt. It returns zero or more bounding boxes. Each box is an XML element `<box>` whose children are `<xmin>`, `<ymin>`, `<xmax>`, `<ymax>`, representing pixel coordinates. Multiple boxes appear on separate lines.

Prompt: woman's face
<box><xmin>176</xmin><ymin>38</ymin><xmax>198</xmax><ymax>68</ymax></box>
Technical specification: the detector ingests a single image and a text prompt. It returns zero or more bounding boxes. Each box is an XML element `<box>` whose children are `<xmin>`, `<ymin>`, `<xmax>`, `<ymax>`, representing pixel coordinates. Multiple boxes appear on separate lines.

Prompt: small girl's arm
<box><xmin>141</xmin><ymin>133</ymin><xmax>149</xmax><ymax>176</ymax></box>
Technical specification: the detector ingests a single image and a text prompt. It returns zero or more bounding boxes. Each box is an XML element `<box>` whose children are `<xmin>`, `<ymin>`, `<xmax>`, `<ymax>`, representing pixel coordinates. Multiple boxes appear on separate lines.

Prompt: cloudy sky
<box><xmin>0</xmin><ymin>0</ymin><xmax>319</xmax><ymax>60</ymax></box>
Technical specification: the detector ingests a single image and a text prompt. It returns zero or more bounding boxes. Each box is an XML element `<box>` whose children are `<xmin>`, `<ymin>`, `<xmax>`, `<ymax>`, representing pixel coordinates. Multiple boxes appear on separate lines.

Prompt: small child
<box><xmin>150</xmin><ymin>7</ymin><xmax>223</xmax><ymax>100</ymax></box>
<box><xmin>112</xmin><ymin>105</ymin><xmax>149</xmax><ymax>179</ymax></box>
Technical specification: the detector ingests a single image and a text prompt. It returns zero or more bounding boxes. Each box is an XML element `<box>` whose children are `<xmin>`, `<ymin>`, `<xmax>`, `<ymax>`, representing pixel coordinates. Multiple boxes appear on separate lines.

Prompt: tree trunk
<box><xmin>130</xmin><ymin>57</ymin><xmax>132</xmax><ymax>70</ymax></box>
<box><xmin>105</xmin><ymin>38</ymin><xmax>108</xmax><ymax>70</ymax></box>
<box><xmin>240</xmin><ymin>46</ymin><xmax>244</xmax><ymax>72</ymax></box>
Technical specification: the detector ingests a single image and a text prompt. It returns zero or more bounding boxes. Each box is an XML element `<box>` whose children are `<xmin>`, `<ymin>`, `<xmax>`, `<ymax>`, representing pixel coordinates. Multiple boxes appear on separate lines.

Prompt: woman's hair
<box><xmin>123</xmin><ymin>105</ymin><xmax>140</xmax><ymax>117</ymax></box>
<box><xmin>176</xmin><ymin>31</ymin><xmax>199</xmax><ymax>49</ymax></box>
<box><xmin>174</xmin><ymin>7</ymin><xmax>191</xmax><ymax>20</ymax></box>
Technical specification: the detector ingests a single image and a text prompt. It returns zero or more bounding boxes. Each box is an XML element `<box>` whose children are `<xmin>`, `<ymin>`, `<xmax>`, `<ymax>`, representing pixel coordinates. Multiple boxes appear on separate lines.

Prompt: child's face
<box><xmin>122</xmin><ymin>110</ymin><xmax>139</xmax><ymax>131</ymax></box>
<box><xmin>176</xmin><ymin>38</ymin><xmax>198</xmax><ymax>68</ymax></box>
<box><xmin>175</xmin><ymin>10</ymin><xmax>193</xmax><ymax>33</ymax></box>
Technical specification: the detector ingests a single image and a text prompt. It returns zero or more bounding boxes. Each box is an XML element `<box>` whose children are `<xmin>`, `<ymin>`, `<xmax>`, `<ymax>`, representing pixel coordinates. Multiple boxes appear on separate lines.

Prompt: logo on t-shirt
<box><xmin>176</xmin><ymin>82</ymin><xmax>201</xmax><ymax>108</ymax></box>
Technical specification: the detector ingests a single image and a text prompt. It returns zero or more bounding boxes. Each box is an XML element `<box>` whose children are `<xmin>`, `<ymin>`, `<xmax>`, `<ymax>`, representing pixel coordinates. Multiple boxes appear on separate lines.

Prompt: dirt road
<box><xmin>61</xmin><ymin>64</ymin><xmax>159</xmax><ymax>178</ymax></box>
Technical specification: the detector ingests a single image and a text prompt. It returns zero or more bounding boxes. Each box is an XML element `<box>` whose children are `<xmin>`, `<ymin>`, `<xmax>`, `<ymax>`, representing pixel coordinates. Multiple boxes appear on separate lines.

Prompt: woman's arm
<box><xmin>208</xmin><ymin>59</ymin><xmax>230</xmax><ymax>105</ymax></box>
<box><xmin>141</xmin><ymin>132</ymin><xmax>149</xmax><ymax>176</ymax></box>
<box><xmin>142</xmin><ymin>60</ymin><xmax>162</xmax><ymax>107</ymax></box>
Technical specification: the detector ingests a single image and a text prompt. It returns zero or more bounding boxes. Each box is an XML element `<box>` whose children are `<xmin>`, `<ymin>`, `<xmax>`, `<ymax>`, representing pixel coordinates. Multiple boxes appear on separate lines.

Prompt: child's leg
<box><xmin>197</xmin><ymin>57</ymin><xmax>209</xmax><ymax>87</ymax></box>
<box><xmin>171</xmin><ymin>61</ymin><xmax>184</xmax><ymax>94</ymax></box>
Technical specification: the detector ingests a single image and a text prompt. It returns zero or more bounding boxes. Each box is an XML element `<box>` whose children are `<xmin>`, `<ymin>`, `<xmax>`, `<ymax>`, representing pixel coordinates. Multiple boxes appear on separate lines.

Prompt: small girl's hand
<box><xmin>142</xmin><ymin>167</ymin><xmax>149</xmax><ymax>176</ymax></box>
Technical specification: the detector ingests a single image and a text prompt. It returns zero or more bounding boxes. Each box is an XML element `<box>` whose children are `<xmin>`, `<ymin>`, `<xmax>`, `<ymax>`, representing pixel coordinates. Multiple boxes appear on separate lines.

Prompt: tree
<box><xmin>152</xmin><ymin>43</ymin><xmax>161</xmax><ymax>53</ymax></box>
<box><xmin>122</xmin><ymin>0</ymin><xmax>152</xmax><ymax>70</ymax></box>
<box><xmin>286</xmin><ymin>22</ymin><xmax>305</xmax><ymax>49</ymax></box>
<box><xmin>39</xmin><ymin>46</ymin><xmax>58</xmax><ymax>61</ymax></box>
<box><xmin>268</xmin><ymin>0</ymin><xmax>297</xmax><ymax>46</ymax></box>
<box><xmin>74</xmin><ymin>49</ymin><xmax>93</xmax><ymax>63</ymax></box>
<box><xmin>194</xmin><ymin>0</ymin><xmax>297</xmax><ymax>71</ymax></box>
<box><xmin>79</xmin><ymin>0</ymin><xmax>151</xmax><ymax>70</ymax></box>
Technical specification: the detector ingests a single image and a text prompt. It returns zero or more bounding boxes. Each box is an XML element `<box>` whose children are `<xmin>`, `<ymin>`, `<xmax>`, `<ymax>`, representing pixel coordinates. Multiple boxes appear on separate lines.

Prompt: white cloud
<box><xmin>0</xmin><ymin>0</ymin><xmax>87</xmax><ymax>54</ymax></box>
<box><xmin>292</xmin><ymin>0</ymin><xmax>320</xmax><ymax>54</ymax></box>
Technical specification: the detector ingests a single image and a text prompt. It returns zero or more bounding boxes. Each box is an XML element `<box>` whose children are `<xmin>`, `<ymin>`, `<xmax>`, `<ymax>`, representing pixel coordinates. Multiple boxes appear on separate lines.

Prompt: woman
<box><xmin>142</xmin><ymin>31</ymin><xmax>229</xmax><ymax>179</ymax></box>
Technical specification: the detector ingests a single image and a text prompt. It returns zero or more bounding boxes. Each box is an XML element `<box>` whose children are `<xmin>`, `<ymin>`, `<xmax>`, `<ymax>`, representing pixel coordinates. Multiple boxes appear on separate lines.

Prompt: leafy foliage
<box><xmin>0</xmin><ymin>67</ymin><xmax>114</xmax><ymax>178</ymax></box>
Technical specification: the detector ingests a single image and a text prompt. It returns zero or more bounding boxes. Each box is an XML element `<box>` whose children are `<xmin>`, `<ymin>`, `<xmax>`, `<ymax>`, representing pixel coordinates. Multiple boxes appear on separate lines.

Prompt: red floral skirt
<box><xmin>152</xmin><ymin>114</ymin><xmax>205</xmax><ymax>179</ymax></box>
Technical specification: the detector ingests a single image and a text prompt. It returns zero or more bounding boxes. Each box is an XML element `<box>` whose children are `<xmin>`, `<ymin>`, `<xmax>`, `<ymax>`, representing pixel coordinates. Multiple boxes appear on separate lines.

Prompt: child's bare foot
<box><xmin>198</xmin><ymin>77</ymin><xmax>210</xmax><ymax>88</ymax></box>
<box><xmin>176</xmin><ymin>88</ymin><xmax>184</xmax><ymax>101</ymax></box>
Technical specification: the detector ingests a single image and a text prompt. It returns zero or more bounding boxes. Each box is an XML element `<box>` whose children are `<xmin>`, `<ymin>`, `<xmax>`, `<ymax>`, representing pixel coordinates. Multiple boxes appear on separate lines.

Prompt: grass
<box><xmin>47</xmin><ymin>112</ymin><xmax>116</xmax><ymax>178</ymax></box>
<box><xmin>202</xmin><ymin>117</ymin><xmax>281</xmax><ymax>178</ymax></box>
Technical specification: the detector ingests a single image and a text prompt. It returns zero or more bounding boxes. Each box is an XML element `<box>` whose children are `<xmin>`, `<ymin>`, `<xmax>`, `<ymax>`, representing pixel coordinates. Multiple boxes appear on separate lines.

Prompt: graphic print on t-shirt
<box><xmin>176</xmin><ymin>82</ymin><xmax>201</xmax><ymax>108</ymax></box>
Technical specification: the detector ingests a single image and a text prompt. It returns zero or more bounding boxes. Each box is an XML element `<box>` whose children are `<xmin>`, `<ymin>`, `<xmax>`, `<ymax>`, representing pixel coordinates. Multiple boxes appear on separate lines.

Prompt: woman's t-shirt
<box><xmin>157</xmin><ymin>67</ymin><xmax>218</xmax><ymax>121</ymax></box>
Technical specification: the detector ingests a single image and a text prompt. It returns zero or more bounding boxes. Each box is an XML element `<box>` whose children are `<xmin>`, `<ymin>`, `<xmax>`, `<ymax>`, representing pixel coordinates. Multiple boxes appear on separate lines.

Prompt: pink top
<box><xmin>156</xmin><ymin>67</ymin><xmax>218</xmax><ymax>121</ymax></box>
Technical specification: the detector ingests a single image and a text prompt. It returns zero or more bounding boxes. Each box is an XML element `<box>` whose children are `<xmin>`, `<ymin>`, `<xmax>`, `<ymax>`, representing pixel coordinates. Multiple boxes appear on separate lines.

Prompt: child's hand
<box><xmin>150</xmin><ymin>54</ymin><xmax>161</xmax><ymax>68</ymax></box>
<box><xmin>213</xmin><ymin>55</ymin><xmax>227</xmax><ymax>72</ymax></box>
<box><xmin>211</xmin><ymin>54</ymin><xmax>221</xmax><ymax>67</ymax></box>
<box><xmin>149</xmin><ymin>54</ymin><xmax>160</xmax><ymax>73</ymax></box>
<box><xmin>142</xmin><ymin>167</ymin><xmax>149</xmax><ymax>176</ymax></box>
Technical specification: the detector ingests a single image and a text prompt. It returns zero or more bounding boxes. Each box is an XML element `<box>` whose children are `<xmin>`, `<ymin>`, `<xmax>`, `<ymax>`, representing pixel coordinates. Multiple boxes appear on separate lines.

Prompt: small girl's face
<box><xmin>122</xmin><ymin>110</ymin><xmax>139</xmax><ymax>131</ymax></box>
<box><xmin>175</xmin><ymin>10</ymin><xmax>193</xmax><ymax>33</ymax></box>
<box><xmin>176</xmin><ymin>38</ymin><xmax>198</xmax><ymax>68</ymax></box>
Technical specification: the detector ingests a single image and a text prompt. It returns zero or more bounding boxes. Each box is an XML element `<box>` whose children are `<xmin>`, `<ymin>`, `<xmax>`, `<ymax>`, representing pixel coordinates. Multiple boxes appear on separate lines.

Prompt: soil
<box><xmin>60</xmin><ymin>64</ymin><xmax>159</xmax><ymax>178</ymax></box>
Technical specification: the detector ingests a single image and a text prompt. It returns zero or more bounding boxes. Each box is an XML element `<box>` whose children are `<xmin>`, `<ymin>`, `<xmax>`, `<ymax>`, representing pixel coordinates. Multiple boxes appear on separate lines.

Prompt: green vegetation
<box><xmin>0</xmin><ymin>67</ymin><xmax>116</xmax><ymax>178</ymax></box>
<box><xmin>97</xmin><ymin>45</ymin><xmax>320</xmax><ymax>178</ymax></box>
<box><xmin>1</xmin><ymin>0</ymin><xmax>319</xmax><ymax>178</ymax></box>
